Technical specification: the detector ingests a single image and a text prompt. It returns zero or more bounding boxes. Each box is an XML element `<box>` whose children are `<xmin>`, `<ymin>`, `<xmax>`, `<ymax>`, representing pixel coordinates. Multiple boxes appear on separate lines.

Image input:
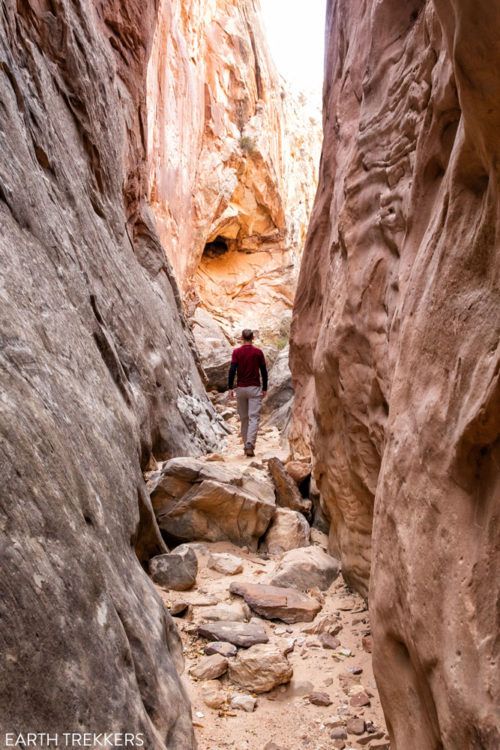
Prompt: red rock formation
<box><xmin>0</xmin><ymin>0</ymin><xmax>221</xmax><ymax>744</ymax></box>
<box><xmin>291</xmin><ymin>0</ymin><xmax>499</xmax><ymax>746</ymax></box>
<box><xmin>147</xmin><ymin>0</ymin><xmax>320</xmax><ymax>345</ymax></box>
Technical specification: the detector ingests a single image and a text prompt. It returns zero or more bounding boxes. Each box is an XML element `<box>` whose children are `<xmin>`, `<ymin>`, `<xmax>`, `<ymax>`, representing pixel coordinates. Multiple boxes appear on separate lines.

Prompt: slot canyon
<box><xmin>0</xmin><ymin>3</ymin><xmax>498</xmax><ymax>750</ymax></box>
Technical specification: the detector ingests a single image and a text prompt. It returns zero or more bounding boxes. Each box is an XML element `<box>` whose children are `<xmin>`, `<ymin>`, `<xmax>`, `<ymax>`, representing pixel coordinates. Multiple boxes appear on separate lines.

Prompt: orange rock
<box><xmin>147</xmin><ymin>1</ymin><xmax>321</xmax><ymax>342</ymax></box>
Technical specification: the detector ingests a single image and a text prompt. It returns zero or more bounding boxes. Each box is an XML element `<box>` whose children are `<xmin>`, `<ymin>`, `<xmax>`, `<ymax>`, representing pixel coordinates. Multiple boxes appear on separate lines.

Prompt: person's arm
<box><xmin>259</xmin><ymin>352</ymin><xmax>268</xmax><ymax>394</ymax></box>
<box><xmin>228</xmin><ymin>351</ymin><xmax>238</xmax><ymax>392</ymax></box>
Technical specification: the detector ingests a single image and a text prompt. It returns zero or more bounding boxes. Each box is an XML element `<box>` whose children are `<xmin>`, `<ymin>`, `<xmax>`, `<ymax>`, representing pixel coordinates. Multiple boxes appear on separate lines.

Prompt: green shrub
<box><xmin>239</xmin><ymin>135</ymin><xmax>258</xmax><ymax>155</ymax></box>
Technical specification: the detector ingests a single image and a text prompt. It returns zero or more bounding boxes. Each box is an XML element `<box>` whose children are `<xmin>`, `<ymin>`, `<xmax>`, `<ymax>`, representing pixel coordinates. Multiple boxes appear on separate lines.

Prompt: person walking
<box><xmin>228</xmin><ymin>329</ymin><xmax>268</xmax><ymax>457</ymax></box>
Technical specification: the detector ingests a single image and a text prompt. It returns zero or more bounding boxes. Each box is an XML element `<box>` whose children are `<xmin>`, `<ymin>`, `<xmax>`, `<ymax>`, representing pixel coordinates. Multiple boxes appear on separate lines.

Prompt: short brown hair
<box><xmin>241</xmin><ymin>329</ymin><xmax>254</xmax><ymax>341</ymax></box>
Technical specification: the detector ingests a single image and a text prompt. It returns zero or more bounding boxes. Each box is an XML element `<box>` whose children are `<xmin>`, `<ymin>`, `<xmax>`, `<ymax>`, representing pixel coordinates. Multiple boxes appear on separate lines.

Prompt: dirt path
<box><xmin>156</xmin><ymin>409</ymin><xmax>389</xmax><ymax>750</ymax></box>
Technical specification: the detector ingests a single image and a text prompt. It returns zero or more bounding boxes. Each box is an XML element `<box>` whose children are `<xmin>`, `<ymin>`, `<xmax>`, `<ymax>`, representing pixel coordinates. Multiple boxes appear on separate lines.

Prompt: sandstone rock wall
<box><xmin>147</xmin><ymin>0</ymin><xmax>321</xmax><ymax>345</ymax></box>
<box><xmin>291</xmin><ymin>0</ymin><xmax>499</xmax><ymax>746</ymax></box>
<box><xmin>0</xmin><ymin>0</ymin><xmax>222</xmax><ymax>744</ymax></box>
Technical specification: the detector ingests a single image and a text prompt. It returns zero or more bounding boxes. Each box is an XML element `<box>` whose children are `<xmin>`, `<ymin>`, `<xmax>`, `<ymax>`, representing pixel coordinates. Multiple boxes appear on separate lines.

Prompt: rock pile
<box><xmin>146</xmin><ymin>442</ymin><xmax>388</xmax><ymax>749</ymax></box>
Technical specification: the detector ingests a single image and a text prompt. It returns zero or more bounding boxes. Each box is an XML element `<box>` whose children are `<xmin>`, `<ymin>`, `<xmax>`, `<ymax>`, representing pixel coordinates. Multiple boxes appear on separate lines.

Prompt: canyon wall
<box><xmin>0</xmin><ymin>0</ymin><xmax>223</xmax><ymax>744</ymax></box>
<box><xmin>147</xmin><ymin>0</ymin><xmax>320</xmax><ymax>346</ymax></box>
<box><xmin>291</xmin><ymin>0</ymin><xmax>499</xmax><ymax>746</ymax></box>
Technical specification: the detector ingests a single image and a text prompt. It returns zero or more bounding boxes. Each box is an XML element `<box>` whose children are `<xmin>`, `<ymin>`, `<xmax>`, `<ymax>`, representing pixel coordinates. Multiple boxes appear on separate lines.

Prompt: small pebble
<box><xmin>307</xmin><ymin>692</ymin><xmax>333</xmax><ymax>707</ymax></box>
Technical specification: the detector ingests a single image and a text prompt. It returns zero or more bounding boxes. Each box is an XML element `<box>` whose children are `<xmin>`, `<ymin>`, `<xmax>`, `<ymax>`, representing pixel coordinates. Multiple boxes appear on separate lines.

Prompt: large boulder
<box><xmin>229</xmin><ymin>582</ymin><xmax>322</xmax><ymax>623</ymax></box>
<box><xmin>149</xmin><ymin>545</ymin><xmax>198</xmax><ymax>591</ymax></box>
<box><xmin>268</xmin><ymin>457</ymin><xmax>311</xmax><ymax>513</ymax></box>
<box><xmin>150</xmin><ymin>457</ymin><xmax>276</xmax><ymax>505</ymax></box>
<box><xmin>192</xmin><ymin>307</ymin><xmax>233</xmax><ymax>391</ymax></box>
<box><xmin>261</xmin><ymin>508</ymin><xmax>310</xmax><ymax>555</ymax></box>
<box><xmin>262</xmin><ymin>346</ymin><xmax>294</xmax><ymax>432</ymax></box>
<box><xmin>228</xmin><ymin>644</ymin><xmax>293</xmax><ymax>693</ymax></box>
<box><xmin>268</xmin><ymin>547</ymin><xmax>340</xmax><ymax>591</ymax></box>
<box><xmin>156</xmin><ymin>479</ymin><xmax>274</xmax><ymax>550</ymax></box>
<box><xmin>150</xmin><ymin>458</ymin><xmax>276</xmax><ymax>549</ymax></box>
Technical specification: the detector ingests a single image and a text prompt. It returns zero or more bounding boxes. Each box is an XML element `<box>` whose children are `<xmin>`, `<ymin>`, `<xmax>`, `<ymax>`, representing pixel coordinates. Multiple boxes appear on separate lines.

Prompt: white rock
<box><xmin>198</xmin><ymin>601</ymin><xmax>249</xmax><ymax>623</ymax></box>
<box><xmin>228</xmin><ymin>643</ymin><xmax>293</xmax><ymax>693</ymax></box>
<box><xmin>268</xmin><ymin>546</ymin><xmax>340</xmax><ymax>591</ymax></box>
<box><xmin>189</xmin><ymin>654</ymin><xmax>228</xmax><ymax>680</ymax></box>
<box><xmin>260</xmin><ymin>508</ymin><xmax>310</xmax><ymax>555</ymax></box>
<box><xmin>230</xmin><ymin>693</ymin><xmax>257</xmax><ymax>713</ymax></box>
<box><xmin>208</xmin><ymin>552</ymin><xmax>244</xmax><ymax>576</ymax></box>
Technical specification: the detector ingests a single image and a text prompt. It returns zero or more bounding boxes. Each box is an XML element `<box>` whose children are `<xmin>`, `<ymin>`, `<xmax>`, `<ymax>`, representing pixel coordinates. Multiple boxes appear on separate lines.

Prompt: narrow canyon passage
<box><xmin>140</xmin><ymin>3</ymin><xmax>391</xmax><ymax>745</ymax></box>
<box><xmin>0</xmin><ymin>0</ymin><xmax>498</xmax><ymax>749</ymax></box>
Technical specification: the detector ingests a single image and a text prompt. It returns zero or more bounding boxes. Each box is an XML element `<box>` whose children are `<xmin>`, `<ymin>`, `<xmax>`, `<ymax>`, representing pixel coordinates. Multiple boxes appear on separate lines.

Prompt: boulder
<box><xmin>229</xmin><ymin>582</ymin><xmax>322</xmax><ymax>623</ymax></box>
<box><xmin>151</xmin><ymin>456</ymin><xmax>242</xmax><ymax>488</ymax></box>
<box><xmin>346</xmin><ymin>718</ymin><xmax>366</xmax><ymax>736</ymax></box>
<box><xmin>267</xmin><ymin>457</ymin><xmax>311</xmax><ymax>513</ymax></box>
<box><xmin>202</xmin><ymin>681</ymin><xmax>227</xmax><ymax>710</ymax></box>
<box><xmin>156</xmin><ymin>479</ymin><xmax>274</xmax><ymax>550</ymax></box>
<box><xmin>192</xmin><ymin>307</ymin><xmax>233</xmax><ymax>391</ymax></box>
<box><xmin>302</xmin><ymin>614</ymin><xmax>342</xmax><ymax>636</ymax></box>
<box><xmin>261</xmin><ymin>346</ymin><xmax>294</xmax><ymax>432</ymax></box>
<box><xmin>307</xmin><ymin>692</ymin><xmax>333</xmax><ymax>707</ymax></box>
<box><xmin>204</xmin><ymin>642</ymin><xmax>237</xmax><ymax>658</ymax></box>
<box><xmin>208</xmin><ymin>553</ymin><xmax>244</xmax><ymax>576</ymax></box>
<box><xmin>228</xmin><ymin>644</ymin><xmax>293</xmax><ymax>693</ymax></box>
<box><xmin>229</xmin><ymin>693</ymin><xmax>257</xmax><ymax>712</ymax></box>
<box><xmin>148</xmin><ymin>545</ymin><xmax>198</xmax><ymax>591</ymax></box>
<box><xmin>318</xmin><ymin>633</ymin><xmax>341</xmax><ymax>650</ymax></box>
<box><xmin>198</xmin><ymin>602</ymin><xmax>249</xmax><ymax>623</ymax></box>
<box><xmin>238</xmin><ymin>472</ymin><xmax>276</xmax><ymax>506</ymax></box>
<box><xmin>268</xmin><ymin>547</ymin><xmax>340</xmax><ymax>591</ymax></box>
<box><xmin>169</xmin><ymin>601</ymin><xmax>190</xmax><ymax>616</ymax></box>
<box><xmin>261</xmin><ymin>508</ymin><xmax>310</xmax><ymax>555</ymax></box>
<box><xmin>285</xmin><ymin>461</ymin><xmax>311</xmax><ymax>485</ymax></box>
<box><xmin>197</xmin><ymin>620</ymin><xmax>269</xmax><ymax>648</ymax></box>
<box><xmin>150</xmin><ymin>457</ymin><xmax>275</xmax><ymax>548</ymax></box>
<box><xmin>189</xmin><ymin>654</ymin><xmax>228</xmax><ymax>680</ymax></box>
<box><xmin>151</xmin><ymin>456</ymin><xmax>275</xmax><ymax>504</ymax></box>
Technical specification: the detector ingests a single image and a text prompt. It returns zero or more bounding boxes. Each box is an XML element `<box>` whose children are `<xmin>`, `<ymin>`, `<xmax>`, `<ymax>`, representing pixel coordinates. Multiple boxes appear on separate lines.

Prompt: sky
<box><xmin>260</xmin><ymin>0</ymin><xmax>327</xmax><ymax>104</ymax></box>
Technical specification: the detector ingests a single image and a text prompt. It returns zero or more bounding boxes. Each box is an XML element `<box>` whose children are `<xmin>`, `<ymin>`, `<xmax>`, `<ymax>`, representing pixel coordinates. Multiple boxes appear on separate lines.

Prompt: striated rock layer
<box><xmin>291</xmin><ymin>0</ymin><xmax>499</xmax><ymax>746</ymax></box>
<box><xmin>147</xmin><ymin>0</ymin><xmax>320</xmax><ymax>347</ymax></box>
<box><xmin>0</xmin><ymin>0</ymin><xmax>223</xmax><ymax>745</ymax></box>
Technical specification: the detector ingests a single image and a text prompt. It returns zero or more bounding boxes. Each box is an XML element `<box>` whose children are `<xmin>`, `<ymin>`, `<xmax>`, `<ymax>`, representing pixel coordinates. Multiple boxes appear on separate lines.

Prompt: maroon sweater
<box><xmin>228</xmin><ymin>344</ymin><xmax>268</xmax><ymax>390</ymax></box>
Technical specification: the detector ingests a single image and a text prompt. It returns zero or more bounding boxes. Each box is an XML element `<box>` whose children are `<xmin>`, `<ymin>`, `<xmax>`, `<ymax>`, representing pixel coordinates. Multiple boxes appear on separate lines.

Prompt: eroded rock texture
<box><xmin>0</xmin><ymin>0</ymin><xmax>222</xmax><ymax>744</ymax></box>
<box><xmin>147</xmin><ymin>0</ymin><xmax>320</xmax><ymax>347</ymax></box>
<box><xmin>291</xmin><ymin>0</ymin><xmax>499</xmax><ymax>746</ymax></box>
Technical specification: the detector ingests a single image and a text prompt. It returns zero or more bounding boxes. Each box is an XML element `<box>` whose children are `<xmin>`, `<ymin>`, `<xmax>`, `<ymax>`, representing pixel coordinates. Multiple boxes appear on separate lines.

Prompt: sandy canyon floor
<box><xmin>155</xmin><ymin>407</ymin><xmax>390</xmax><ymax>750</ymax></box>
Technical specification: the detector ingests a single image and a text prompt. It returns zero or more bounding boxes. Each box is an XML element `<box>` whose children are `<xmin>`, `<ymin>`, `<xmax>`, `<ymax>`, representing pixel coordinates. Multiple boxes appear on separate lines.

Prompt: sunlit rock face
<box><xmin>147</xmin><ymin>0</ymin><xmax>320</xmax><ymax>346</ymax></box>
<box><xmin>291</xmin><ymin>0</ymin><xmax>499</xmax><ymax>746</ymax></box>
<box><xmin>0</xmin><ymin>0</ymin><xmax>223</xmax><ymax>744</ymax></box>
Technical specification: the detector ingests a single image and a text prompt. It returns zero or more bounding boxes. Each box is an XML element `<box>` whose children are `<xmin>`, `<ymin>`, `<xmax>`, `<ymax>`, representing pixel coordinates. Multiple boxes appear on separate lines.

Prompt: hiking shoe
<box><xmin>244</xmin><ymin>445</ymin><xmax>255</xmax><ymax>457</ymax></box>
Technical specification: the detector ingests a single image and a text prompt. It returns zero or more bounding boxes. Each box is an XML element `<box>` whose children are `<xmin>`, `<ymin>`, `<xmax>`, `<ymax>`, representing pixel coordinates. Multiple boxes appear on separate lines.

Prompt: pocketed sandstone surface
<box><xmin>290</xmin><ymin>0</ymin><xmax>500</xmax><ymax>746</ymax></box>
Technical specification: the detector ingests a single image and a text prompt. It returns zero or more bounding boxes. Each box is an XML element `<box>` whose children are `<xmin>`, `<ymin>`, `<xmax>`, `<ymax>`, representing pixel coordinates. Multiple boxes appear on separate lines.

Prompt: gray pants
<box><xmin>236</xmin><ymin>386</ymin><xmax>262</xmax><ymax>448</ymax></box>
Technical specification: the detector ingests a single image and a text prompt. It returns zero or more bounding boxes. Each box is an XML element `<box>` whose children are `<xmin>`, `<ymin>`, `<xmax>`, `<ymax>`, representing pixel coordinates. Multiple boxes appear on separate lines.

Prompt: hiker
<box><xmin>228</xmin><ymin>329</ymin><xmax>268</xmax><ymax>457</ymax></box>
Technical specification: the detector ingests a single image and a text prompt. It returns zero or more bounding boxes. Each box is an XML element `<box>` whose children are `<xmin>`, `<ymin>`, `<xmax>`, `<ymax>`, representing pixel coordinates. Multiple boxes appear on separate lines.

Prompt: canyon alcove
<box><xmin>0</xmin><ymin>0</ymin><xmax>498</xmax><ymax>749</ymax></box>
